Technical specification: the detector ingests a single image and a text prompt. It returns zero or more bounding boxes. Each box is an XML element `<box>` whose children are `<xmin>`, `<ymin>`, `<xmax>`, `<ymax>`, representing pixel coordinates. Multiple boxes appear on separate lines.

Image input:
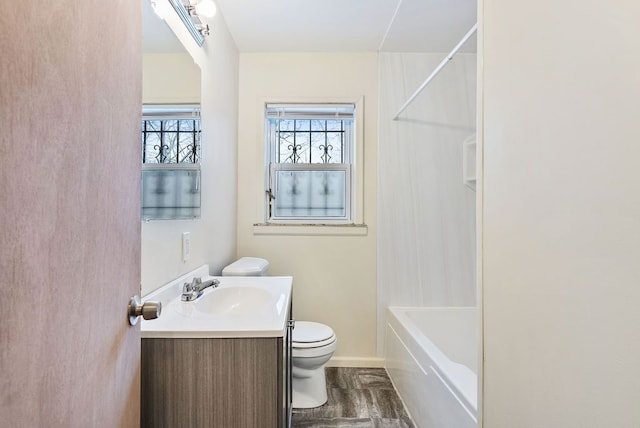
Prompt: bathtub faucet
<box><xmin>181</xmin><ymin>277</ymin><xmax>220</xmax><ymax>301</ymax></box>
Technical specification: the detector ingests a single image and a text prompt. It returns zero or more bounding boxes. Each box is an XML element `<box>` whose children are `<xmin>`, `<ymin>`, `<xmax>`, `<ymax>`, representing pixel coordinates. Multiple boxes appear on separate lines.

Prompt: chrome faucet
<box><xmin>181</xmin><ymin>277</ymin><xmax>220</xmax><ymax>302</ymax></box>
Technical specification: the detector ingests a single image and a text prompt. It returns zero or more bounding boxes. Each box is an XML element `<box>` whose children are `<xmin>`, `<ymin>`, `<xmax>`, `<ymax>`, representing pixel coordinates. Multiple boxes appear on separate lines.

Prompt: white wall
<box><xmin>237</xmin><ymin>53</ymin><xmax>379</xmax><ymax>365</ymax></box>
<box><xmin>142</xmin><ymin>53</ymin><xmax>201</xmax><ymax>104</ymax></box>
<box><xmin>141</xmin><ymin>5</ymin><xmax>239</xmax><ymax>295</ymax></box>
<box><xmin>481</xmin><ymin>2</ymin><xmax>640</xmax><ymax>426</ymax></box>
<box><xmin>377</xmin><ymin>53</ymin><xmax>477</xmax><ymax>355</ymax></box>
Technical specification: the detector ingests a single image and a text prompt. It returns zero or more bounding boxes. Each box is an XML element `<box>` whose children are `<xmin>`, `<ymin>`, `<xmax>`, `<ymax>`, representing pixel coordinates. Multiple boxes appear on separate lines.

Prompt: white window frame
<box><xmin>263</xmin><ymin>101</ymin><xmax>362</xmax><ymax>225</ymax></box>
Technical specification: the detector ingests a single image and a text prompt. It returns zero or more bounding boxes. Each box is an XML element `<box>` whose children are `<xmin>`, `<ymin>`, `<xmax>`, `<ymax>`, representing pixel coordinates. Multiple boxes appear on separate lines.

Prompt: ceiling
<box><xmin>143</xmin><ymin>0</ymin><xmax>477</xmax><ymax>54</ymax></box>
<box><xmin>216</xmin><ymin>0</ymin><xmax>477</xmax><ymax>52</ymax></box>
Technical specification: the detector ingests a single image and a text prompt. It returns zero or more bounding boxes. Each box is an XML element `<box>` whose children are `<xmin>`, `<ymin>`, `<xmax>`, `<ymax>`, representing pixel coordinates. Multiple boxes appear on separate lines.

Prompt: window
<box><xmin>141</xmin><ymin>105</ymin><xmax>201</xmax><ymax>164</ymax></box>
<box><xmin>265</xmin><ymin>104</ymin><xmax>355</xmax><ymax>223</ymax></box>
<box><xmin>141</xmin><ymin>105</ymin><xmax>201</xmax><ymax>220</ymax></box>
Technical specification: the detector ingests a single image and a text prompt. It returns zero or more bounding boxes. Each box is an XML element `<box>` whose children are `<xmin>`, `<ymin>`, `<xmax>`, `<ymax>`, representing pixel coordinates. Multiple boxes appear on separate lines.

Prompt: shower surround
<box><xmin>377</xmin><ymin>52</ymin><xmax>477</xmax><ymax>352</ymax></box>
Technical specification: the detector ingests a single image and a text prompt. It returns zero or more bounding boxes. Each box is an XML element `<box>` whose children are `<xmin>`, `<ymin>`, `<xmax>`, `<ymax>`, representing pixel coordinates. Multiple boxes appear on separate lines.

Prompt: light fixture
<box><xmin>191</xmin><ymin>0</ymin><xmax>217</xmax><ymax>18</ymax></box>
<box><xmin>167</xmin><ymin>0</ymin><xmax>213</xmax><ymax>46</ymax></box>
<box><xmin>196</xmin><ymin>23</ymin><xmax>210</xmax><ymax>37</ymax></box>
<box><xmin>150</xmin><ymin>0</ymin><xmax>172</xmax><ymax>19</ymax></box>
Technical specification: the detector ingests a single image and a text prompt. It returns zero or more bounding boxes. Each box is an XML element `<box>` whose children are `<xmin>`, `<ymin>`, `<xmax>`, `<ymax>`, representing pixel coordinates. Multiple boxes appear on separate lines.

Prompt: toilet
<box><xmin>222</xmin><ymin>257</ymin><xmax>337</xmax><ymax>409</ymax></box>
<box><xmin>290</xmin><ymin>320</ymin><xmax>337</xmax><ymax>408</ymax></box>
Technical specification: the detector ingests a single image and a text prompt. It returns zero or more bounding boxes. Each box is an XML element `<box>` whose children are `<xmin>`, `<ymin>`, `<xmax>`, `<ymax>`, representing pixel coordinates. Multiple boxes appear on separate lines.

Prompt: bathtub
<box><xmin>385</xmin><ymin>307</ymin><xmax>478</xmax><ymax>428</ymax></box>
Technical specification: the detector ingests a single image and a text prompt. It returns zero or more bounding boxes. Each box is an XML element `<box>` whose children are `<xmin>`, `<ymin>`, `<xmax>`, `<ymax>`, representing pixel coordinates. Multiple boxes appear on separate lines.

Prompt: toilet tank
<box><xmin>221</xmin><ymin>257</ymin><xmax>269</xmax><ymax>276</ymax></box>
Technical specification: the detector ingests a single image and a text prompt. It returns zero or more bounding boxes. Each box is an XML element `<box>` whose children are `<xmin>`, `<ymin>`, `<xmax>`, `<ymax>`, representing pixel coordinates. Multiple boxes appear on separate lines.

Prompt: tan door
<box><xmin>0</xmin><ymin>1</ymin><xmax>142</xmax><ymax>426</ymax></box>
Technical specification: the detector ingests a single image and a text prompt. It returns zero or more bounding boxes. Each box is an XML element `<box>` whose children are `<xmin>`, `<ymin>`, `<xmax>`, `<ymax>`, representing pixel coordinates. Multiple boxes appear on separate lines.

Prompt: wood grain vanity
<box><xmin>141</xmin><ymin>307</ymin><xmax>292</xmax><ymax>428</ymax></box>
<box><xmin>140</xmin><ymin>273</ymin><xmax>294</xmax><ymax>428</ymax></box>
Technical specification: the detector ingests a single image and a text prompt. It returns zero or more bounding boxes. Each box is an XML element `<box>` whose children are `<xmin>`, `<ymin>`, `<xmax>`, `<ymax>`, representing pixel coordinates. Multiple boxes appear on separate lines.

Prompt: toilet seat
<box><xmin>293</xmin><ymin>335</ymin><xmax>337</xmax><ymax>349</ymax></box>
<box><xmin>292</xmin><ymin>321</ymin><xmax>336</xmax><ymax>351</ymax></box>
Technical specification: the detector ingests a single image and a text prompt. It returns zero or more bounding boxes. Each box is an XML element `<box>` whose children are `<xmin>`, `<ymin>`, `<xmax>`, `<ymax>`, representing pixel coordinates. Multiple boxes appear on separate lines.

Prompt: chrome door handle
<box><xmin>128</xmin><ymin>295</ymin><xmax>162</xmax><ymax>326</ymax></box>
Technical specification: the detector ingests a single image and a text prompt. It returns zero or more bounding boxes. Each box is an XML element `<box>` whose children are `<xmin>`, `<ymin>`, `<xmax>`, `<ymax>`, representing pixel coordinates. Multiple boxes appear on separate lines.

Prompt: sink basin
<box><xmin>141</xmin><ymin>269</ymin><xmax>292</xmax><ymax>338</ymax></box>
<box><xmin>195</xmin><ymin>286</ymin><xmax>272</xmax><ymax>315</ymax></box>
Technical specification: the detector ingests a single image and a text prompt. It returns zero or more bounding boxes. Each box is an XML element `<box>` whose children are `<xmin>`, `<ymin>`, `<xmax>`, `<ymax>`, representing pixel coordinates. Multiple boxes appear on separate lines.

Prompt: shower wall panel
<box><xmin>377</xmin><ymin>53</ymin><xmax>477</xmax><ymax>354</ymax></box>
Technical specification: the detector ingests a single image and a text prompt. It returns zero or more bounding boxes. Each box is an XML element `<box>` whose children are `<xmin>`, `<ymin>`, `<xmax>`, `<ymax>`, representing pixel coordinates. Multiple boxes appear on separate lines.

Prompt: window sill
<box><xmin>252</xmin><ymin>223</ymin><xmax>368</xmax><ymax>236</ymax></box>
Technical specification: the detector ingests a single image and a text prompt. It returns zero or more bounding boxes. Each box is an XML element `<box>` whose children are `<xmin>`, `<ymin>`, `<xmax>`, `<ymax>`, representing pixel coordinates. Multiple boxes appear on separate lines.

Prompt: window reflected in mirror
<box><xmin>142</xmin><ymin>0</ymin><xmax>202</xmax><ymax>221</ymax></box>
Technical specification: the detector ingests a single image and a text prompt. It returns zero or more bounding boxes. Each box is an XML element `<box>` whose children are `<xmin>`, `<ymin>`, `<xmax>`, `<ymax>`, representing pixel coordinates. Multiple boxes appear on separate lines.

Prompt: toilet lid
<box><xmin>293</xmin><ymin>321</ymin><xmax>335</xmax><ymax>343</ymax></box>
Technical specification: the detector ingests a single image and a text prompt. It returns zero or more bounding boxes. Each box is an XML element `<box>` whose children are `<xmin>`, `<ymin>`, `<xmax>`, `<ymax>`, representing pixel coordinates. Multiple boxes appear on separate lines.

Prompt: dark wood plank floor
<box><xmin>292</xmin><ymin>367</ymin><xmax>415</xmax><ymax>428</ymax></box>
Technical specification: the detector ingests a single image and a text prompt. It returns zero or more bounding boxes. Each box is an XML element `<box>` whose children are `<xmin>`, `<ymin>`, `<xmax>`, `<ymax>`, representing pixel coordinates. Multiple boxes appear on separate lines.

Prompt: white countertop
<box><xmin>141</xmin><ymin>268</ymin><xmax>292</xmax><ymax>338</ymax></box>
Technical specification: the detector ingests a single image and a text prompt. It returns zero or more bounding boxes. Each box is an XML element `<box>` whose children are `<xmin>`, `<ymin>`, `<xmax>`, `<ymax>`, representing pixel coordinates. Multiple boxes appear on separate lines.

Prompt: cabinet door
<box><xmin>143</xmin><ymin>338</ymin><xmax>279</xmax><ymax>428</ymax></box>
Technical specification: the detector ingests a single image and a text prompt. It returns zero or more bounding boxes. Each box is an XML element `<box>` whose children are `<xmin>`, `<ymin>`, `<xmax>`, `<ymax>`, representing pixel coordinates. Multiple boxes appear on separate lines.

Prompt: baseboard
<box><xmin>327</xmin><ymin>356</ymin><xmax>385</xmax><ymax>368</ymax></box>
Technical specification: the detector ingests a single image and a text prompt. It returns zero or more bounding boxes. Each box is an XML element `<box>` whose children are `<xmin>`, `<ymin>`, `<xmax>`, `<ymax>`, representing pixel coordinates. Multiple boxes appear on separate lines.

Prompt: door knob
<box><xmin>128</xmin><ymin>295</ymin><xmax>162</xmax><ymax>326</ymax></box>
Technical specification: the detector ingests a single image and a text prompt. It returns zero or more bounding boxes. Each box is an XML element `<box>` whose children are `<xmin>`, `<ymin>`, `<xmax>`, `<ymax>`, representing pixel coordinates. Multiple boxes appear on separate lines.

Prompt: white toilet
<box><xmin>222</xmin><ymin>257</ymin><xmax>337</xmax><ymax>409</ymax></box>
<box><xmin>290</xmin><ymin>320</ymin><xmax>337</xmax><ymax>408</ymax></box>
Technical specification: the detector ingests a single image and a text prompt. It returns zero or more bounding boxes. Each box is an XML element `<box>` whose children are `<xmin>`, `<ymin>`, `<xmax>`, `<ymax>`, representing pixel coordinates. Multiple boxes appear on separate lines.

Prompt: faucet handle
<box><xmin>183</xmin><ymin>281</ymin><xmax>192</xmax><ymax>292</ymax></box>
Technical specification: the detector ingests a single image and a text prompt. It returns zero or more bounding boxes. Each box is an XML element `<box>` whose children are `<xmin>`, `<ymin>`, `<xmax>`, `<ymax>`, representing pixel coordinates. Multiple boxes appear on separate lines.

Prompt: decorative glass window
<box><xmin>141</xmin><ymin>105</ymin><xmax>201</xmax><ymax>164</ymax></box>
<box><xmin>265</xmin><ymin>104</ymin><xmax>355</xmax><ymax>223</ymax></box>
<box><xmin>141</xmin><ymin>105</ymin><xmax>201</xmax><ymax>220</ymax></box>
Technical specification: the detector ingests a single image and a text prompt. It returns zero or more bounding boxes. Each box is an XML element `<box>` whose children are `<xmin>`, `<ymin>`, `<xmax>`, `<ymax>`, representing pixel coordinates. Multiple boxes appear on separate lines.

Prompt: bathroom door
<box><xmin>0</xmin><ymin>1</ymin><xmax>142</xmax><ymax>426</ymax></box>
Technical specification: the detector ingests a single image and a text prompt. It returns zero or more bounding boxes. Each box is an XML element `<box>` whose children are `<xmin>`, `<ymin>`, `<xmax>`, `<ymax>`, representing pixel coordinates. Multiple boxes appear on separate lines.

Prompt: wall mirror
<box><xmin>142</xmin><ymin>0</ymin><xmax>202</xmax><ymax>221</ymax></box>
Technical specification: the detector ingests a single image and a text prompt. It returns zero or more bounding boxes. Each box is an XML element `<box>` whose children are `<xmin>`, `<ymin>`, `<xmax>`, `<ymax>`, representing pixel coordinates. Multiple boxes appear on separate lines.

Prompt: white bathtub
<box><xmin>385</xmin><ymin>307</ymin><xmax>478</xmax><ymax>428</ymax></box>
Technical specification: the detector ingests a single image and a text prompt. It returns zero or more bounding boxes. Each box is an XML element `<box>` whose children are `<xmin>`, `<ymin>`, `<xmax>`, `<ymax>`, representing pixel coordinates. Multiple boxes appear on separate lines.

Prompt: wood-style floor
<box><xmin>291</xmin><ymin>367</ymin><xmax>415</xmax><ymax>428</ymax></box>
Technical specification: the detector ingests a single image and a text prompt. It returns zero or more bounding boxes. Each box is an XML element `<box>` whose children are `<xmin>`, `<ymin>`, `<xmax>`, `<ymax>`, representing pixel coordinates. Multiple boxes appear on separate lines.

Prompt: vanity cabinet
<box><xmin>141</xmin><ymin>308</ymin><xmax>293</xmax><ymax>428</ymax></box>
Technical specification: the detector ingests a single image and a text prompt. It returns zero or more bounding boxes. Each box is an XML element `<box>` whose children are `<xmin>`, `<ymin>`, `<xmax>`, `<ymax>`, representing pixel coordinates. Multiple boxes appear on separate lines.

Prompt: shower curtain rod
<box><xmin>393</xmin><ymin>23</ymin><xmax>478</xmax><ymax>121</ymax></box>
